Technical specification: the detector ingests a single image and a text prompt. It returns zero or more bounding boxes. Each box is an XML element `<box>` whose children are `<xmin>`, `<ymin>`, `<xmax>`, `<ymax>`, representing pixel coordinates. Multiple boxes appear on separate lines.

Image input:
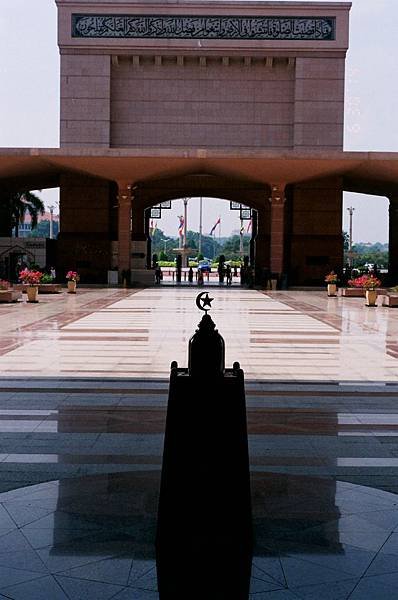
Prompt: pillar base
<box><xmin>131</xmin><ymin>269</ymin><xmax>155</xmax><ymax>287</ymax></box>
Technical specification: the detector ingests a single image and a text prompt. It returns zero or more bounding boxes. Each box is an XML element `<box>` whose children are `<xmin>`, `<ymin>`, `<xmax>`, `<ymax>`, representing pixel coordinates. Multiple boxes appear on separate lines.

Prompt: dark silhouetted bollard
<box><xmin>156</xmin><ymin>292</ymin><xmax>252</xmax><ymax>599</ymax></box>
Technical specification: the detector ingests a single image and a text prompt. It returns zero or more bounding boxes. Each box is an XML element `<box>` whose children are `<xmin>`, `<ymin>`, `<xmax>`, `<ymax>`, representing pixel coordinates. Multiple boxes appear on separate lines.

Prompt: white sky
<box><xmin>0</xmin><ymin>0</ymin><xmax>397</xmax><ymax>242</ymax></box>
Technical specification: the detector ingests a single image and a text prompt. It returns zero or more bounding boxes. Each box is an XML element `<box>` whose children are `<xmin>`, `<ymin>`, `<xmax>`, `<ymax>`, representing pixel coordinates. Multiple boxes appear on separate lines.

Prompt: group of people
<box><xmin>154</xmin><ymin>263</ymin><xmax>239</xmax><ymax>286</ymax></box>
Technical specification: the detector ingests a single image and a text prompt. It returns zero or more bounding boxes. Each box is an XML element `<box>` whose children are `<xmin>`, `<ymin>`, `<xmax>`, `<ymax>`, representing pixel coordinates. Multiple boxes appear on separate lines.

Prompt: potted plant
<box><xmin>348</xmin><ymin>274</ymin><xmax>381</xmax><ymax>307</ymax></box>
<box><xmin>66</xmin><ymin>271</ymin><xmax>79</xmax><ymax>293</ymax></box>
<box><xmin>325</xmin><ymin>272</ymin><xmax>338</xmax><ymax>297</ymax></box>
<box><xmin>19</xmin><ymin>268</ymin><xmax>42</xmax><ymax>302</ymax></box>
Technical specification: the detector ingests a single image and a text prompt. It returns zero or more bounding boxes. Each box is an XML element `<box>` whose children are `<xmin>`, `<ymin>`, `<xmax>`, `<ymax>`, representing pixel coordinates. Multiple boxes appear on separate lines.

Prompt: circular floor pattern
<box><xmin>0</xmin><ymin>471</ymin><xmax>397</xmax><ymax>599</ymax></box>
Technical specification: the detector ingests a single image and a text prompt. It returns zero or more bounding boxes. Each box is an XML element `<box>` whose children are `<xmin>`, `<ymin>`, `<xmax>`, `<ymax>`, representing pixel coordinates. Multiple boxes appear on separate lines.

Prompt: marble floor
<box><xmin>1</xmin><ymin>287</ymin><xmax>398</xmax><ymax>381</ymax></box>
<box><xmin>1</xmin><ymin>287</ymin><xmax>398</xmax><ymax>598</ymax></box>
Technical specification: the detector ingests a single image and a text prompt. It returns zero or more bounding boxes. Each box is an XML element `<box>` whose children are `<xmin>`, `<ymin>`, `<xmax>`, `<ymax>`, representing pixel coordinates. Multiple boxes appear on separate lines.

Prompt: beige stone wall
<box><xmin>294</xmin><ymin>57</ymin><xmax>345</xmax><ymax>149</ymax></box>
<box><xmin>288</xmin><ymin>178</ymin><xmax>343</xmax><ymax>285</ymax></box>
<box><xmin>110</xmin><ymin>56</ymin><xmax>295</xmax><ymax>149</ymax></box>
<box><xmin>60</xmin><ymin>55</ymin><xmax>111</xmax><ymax>147</ymax></box>
<box><xmin>60</xmin><ymin>52</ymin><xmax>346</xmax><ymax>150</ymax></box>
<box><xmin>58</xmin><ymin>1</ymin><xmax>350</xmax><ymax>151</ymax></box>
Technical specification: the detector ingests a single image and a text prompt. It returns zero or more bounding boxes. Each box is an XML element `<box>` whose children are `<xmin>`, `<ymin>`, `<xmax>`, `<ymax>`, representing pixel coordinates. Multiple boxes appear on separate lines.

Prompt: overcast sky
<box><xmin>0</xmin><ymin>0</ymin><xmax>397</xmax><ymax>242</ymax></box>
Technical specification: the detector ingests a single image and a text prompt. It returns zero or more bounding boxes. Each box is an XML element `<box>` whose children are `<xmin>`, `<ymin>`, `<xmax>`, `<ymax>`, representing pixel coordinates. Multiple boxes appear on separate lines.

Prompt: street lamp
<box><xmin>347</xmin><ymin>206</ymin><xmax>355</xmax><ymax>267</ymax></box>
<box><xmin>48</xmin><ymin>205</ymin><xmax>54</xmax><ymax>239</ymax></box>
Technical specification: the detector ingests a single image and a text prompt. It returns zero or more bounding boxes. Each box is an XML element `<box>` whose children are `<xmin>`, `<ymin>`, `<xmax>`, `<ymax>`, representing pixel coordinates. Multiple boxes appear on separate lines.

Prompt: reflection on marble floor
<box><xmin>1</xmin><ymin>288</ymin><xmax>398</xmax><ymax>597</ymax></box>
<box><xmin>0</xmin><ymin>472</ymin><xmax>398</xmax><ymax>599</ymax></box>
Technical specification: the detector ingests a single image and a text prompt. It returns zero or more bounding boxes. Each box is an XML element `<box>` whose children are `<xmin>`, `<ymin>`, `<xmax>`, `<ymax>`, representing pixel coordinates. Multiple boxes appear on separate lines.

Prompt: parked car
<box><xmin>198</xmin><ymin>260</ymin><xmax>212</xmax><ymax>273</ymax></box>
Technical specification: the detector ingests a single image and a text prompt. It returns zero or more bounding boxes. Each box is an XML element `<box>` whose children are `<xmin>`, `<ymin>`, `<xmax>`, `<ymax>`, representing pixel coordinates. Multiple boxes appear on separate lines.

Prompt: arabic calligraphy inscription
<box><xmin>72</xmin><ymin>15</ymin><xmax>335</xmax><ymax>41</ymax></box>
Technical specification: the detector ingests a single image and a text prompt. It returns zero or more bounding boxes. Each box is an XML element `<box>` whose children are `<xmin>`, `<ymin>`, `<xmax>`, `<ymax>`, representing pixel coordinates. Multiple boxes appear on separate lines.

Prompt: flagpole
<box><xmin>198</xmin><ymin>196</ymin><xmax>202</xmax><ymax>256</ymax></box>
<box><xmin>240</xmin><ymin>218</ymin><xmax>244</xmax><ymax>258</ymax></box>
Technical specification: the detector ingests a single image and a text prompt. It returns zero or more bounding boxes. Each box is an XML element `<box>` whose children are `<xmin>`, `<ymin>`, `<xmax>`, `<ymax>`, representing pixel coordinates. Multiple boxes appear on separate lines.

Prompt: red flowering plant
<box><xmin>19</xmin><ymin>268</ymin><xmax>42</xmax><ymax>286</ymax></box>
<box><xmin>348</xmin><ymin>274</ymin><xmax>381</xmax><ymax>290</ymax></box>
<box><xmin>66</xmin><ymin>271</ymin><xmax>79</xmax><ymax>282</ymax></box>
<box><xmin>325</xmin><ymin>272</ymin><xmax>338</xmax><ymax>284</ymax></box>
<box><xmin>0</xmin><ymin>280</ymin><xmax>10</xmax><ymax>290</ymax></box>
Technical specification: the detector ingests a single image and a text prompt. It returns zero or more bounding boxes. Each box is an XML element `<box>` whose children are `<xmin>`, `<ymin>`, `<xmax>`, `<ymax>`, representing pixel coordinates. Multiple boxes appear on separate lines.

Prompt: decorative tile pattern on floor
<box><xmin>1</xmin><ymin>287</ymin><xmax>398</xmax><ymax>381</ymax></box>
<box><xmin>0</xmin><ymin>472</ymin><xmax>397</xmax><ymax>599</ymax></box>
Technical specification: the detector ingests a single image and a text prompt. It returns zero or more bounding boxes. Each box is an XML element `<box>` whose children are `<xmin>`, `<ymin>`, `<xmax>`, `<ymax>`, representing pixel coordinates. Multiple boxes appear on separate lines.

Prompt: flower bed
<box><xmin>14</xmin><ymin>283</ymin><xmax>62</xmax><ymax>294</ymax></box>
<box><xmin>382</xmin><ymin>294</ymin><xmax>398</xmax><ymax>307</ymax></box>
<box><xmin>340</xmin><ymin>288</ymin><xmax>365</xmax><ymax>297</ymax></box>
<box><xmin>0</xmin><ymin>289</ymin><xmax>21</xmax><ymax>303</ymax></box>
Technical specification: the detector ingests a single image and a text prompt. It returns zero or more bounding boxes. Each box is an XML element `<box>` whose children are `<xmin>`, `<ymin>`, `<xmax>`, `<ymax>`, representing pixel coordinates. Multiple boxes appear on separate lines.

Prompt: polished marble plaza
<box><xmin>1</xmin><ymin>287</ymin><xmax>398</xmax><ymax>381</ymax></box>
<box><xmin>1</xmin><ymin>288</ymin><xmax>398</xmax><ymax>598</ymax></box>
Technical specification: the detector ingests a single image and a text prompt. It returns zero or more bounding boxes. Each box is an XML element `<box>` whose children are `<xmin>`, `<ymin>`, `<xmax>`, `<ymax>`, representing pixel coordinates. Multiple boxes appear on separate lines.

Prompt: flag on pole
<box><xmin>247</xmin><ymin>219</ymin><xmax>252</xmax><ymax>233</ymax></box>
<box><xmin>178</xmin><ymin>215</ymin><xmax>184</xmax><ymax>237</ymax></box>
<box><xmin>240</xmin><ymin>223</ymin><xmax>245</xmax><ymax>235</ymax></box>
<box><xmin>209</xmin><ymin>216</ymin><xmax>221</xmax><ymax>235</ymax></box>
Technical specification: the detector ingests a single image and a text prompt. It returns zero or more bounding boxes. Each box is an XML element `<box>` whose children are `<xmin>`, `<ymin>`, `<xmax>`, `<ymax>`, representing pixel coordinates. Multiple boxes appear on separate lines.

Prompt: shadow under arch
<box><xmin>133</xmin><ymin>172</ymin><xmax>271</xmax><ymax>211</ymax></box>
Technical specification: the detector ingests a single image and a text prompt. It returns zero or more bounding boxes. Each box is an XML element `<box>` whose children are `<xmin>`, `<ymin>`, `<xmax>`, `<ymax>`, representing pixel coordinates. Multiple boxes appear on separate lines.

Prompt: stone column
<box><xmin>249</xmin><ymin>209</ymin><xmax>257</xmax><ymax>267</ymax></box>
<box><xmin>255</xmin><ymin>205</ymin><xmax>270</xmax><ymax>267</ymax></box>
<box><xmin>131</xmin><ymin>203</ymin><xmax>147</xmax><ymax>271</ymax></box>
<box><xmin>389</xmin><ymin>195</ymin><xmax>398</xmax><ymax>281</ymax></box>
<box><xmin>144</xmin><ymin>208</ymin><xmax>152</xmax><ymax>270</ymax></box>
<box><xmin>117</xmin><ymin>182</ymin><xmax>132</xmax><ymax>281</ymax></box>
<box><xmin>269</xmin><ymin>184</ymin><xmax>286</xmax><ymax>277</ymax></box>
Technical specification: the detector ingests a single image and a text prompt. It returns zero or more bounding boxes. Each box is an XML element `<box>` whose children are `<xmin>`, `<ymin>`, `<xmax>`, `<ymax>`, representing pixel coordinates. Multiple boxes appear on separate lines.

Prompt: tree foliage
<box><xmin>0</xmin><ymin>191</ymin><xmax>45</xmax><ymax>237</ymax></box>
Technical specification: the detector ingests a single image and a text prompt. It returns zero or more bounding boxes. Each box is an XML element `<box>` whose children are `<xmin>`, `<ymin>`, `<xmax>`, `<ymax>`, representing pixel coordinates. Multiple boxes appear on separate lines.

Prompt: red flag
<box><xmin>209</xmin><ymin>217</ymin><xmax>221</xmax><ymax>235</ymax></box>
<box><xmin>178</xmin><ymin>215</ymin><xmax>184</xmax><ymax>237</ymax></box>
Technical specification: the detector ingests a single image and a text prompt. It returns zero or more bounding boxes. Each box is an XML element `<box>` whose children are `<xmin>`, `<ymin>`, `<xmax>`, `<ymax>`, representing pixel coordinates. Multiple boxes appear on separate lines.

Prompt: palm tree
<box><xmin>9</xmin><ymin>191</ymin><xmax>45</xmax><ymax>237</ymax></box>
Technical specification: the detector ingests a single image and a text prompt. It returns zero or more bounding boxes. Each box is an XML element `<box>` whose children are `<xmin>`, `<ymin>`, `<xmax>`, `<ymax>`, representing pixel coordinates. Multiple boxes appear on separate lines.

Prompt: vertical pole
<box><xmin>347</xmin><ymin>206</ymin><xmax>355</xmax><ymax>267</ymax></box>
<box><xmin>48</xmin><ymin>206</ymin><xmax>54</xmax><ymax>239</ymax></box>
<box><xmin>239</xmin><ymin>219</ymin><xmax>244</xmax><ymax>258</ymax></box>
<box><xmin>198</xmin><ymin>196</ymin><xmax>202</xmax><ymax>256</ymax></box>
<box><xmin>183</xmin><ymin>198</ymin><xmax>188</xmax><ymax>267</ymax></box>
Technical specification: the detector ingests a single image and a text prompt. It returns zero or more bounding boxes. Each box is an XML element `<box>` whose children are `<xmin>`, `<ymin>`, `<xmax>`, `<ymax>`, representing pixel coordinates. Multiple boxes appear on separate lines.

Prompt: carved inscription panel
<box><xmin>72</xmin><ymin>14</ymin><xmax>335</xmax><ymax>41</ymax></box>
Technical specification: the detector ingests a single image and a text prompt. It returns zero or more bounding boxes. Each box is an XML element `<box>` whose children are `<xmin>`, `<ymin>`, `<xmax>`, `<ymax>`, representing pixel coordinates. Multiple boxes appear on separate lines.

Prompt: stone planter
<box><xmin>382</xmin><ymin>294</ymin><xmax>398</xmax><ymax>307</ymax></box>
<box><xmin>38</xmin><ymin>284</ymin><xmax>62</xmax><ymax>294</ymax></box>
<box><xmin>26</xmin><ymin>286</ymin><xmax>39</xmax><ymax>303</ymax></box>
<box><xmin>0</xmin><ymin>290</ymin><xmax>22</xmax><ymax>303</ymax></box>
<box><xmin>67</xmin><ymin>280</ymin><xmax>77</xmax><ymax>294</ymax></box>
<box><xmin>19</xmin><ymin>283</ymin><xmax>65</xmax><ymax>294</ymax></box>
<box><xmin>365</xmin><ymin>289</ymin><xmax>377</xmax><ymax>307</ymax></box>
<box><xmin>340</xmin><ymin>288</ymin><xmax>365</xmax><ymax>297</ymax></box>
<box><xmin>327</xmin><ymin>283</ymin><xmax>337</xmax><ymax>297</ymax></box>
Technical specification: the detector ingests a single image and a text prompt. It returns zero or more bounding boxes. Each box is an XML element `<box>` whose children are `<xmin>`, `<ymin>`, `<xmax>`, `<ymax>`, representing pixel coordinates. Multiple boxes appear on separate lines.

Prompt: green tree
<box><xmin>1</xmin><ymin>191</ymin><xmax>45</xmax><ymax>237</ymax></box>
<box><xmin>219</xmin><ymin>234</ymin><xmax>250</xmax><ymax>259</ymax></box>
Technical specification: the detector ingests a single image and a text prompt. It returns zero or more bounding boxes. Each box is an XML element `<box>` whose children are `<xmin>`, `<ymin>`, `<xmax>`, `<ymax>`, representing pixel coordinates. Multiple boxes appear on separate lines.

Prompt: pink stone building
<box><xmin>0</xmin><ymin>1</ymin><xmax>397</xmax><ymax>285</ymax></box>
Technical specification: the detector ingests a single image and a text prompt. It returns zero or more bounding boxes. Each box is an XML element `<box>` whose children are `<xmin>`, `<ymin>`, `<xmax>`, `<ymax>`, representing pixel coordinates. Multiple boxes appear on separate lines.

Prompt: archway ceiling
<box><xmin>132</xmin><ymin>173</ymin><xmax>268</xmax><ymax>209</ymax></box>
<box><xmin>0</xmin><ymin>148</ymin><xmax>397</xmax><ymax>196</ymax></box>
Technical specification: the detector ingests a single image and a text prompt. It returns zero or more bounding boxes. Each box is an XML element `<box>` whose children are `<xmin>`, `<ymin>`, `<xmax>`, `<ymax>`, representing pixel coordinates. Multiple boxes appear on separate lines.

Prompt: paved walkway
<box><xmin>1</xmin><ymin>287</ymin><xmax>398</xmax><ymax>381</ymax></box>
<box><xmin>1</xmin><ymin>288</ymin><xmax>398</xmax><ymax>598</ymax></box>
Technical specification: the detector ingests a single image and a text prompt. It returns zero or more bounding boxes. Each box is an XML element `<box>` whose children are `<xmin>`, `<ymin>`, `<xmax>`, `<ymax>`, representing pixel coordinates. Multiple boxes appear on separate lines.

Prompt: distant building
<box><xmin>13</xmin><ymin>212</ymin><xmax>60</xmax><ymax>238</ymax></box>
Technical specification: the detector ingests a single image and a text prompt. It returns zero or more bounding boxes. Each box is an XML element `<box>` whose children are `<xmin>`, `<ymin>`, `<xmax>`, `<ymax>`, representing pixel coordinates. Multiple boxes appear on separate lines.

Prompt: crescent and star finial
<box><xmin>196</xmin><ymin>292</ymin><xmax>214</xmax><ymax>314</ymax></box>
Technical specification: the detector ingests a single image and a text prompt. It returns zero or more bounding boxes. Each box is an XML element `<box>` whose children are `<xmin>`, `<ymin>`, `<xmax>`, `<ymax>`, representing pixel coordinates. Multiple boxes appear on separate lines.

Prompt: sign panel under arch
<box><xmin>72</xmin><ymin>14</ymin><xmax>335</xmax><ymax>41</ymax></box>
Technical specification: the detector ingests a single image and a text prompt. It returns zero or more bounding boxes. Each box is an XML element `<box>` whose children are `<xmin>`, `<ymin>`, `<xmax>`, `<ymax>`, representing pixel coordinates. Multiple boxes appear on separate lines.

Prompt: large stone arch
<box><xmin>128</xmin><ymin>173</ymin><xmax>271</xmax><ymax>278</ymax></box>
